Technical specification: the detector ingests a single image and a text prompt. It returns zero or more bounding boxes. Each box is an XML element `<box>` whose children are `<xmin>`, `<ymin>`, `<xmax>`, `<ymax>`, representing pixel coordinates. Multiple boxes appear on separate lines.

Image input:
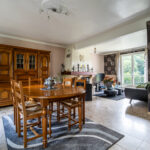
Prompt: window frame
<box><xmin>121</xmin><ymin>51</ymin><xmax>146</xmax><ymax>86</ymax></box>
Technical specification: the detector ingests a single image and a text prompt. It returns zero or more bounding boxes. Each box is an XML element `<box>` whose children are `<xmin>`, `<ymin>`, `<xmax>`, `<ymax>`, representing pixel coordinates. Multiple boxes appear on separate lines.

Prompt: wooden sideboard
<box><xmin>0</xmin><ymin>44</ymin><xmax>50</xmax><ymax>107</ymax></box>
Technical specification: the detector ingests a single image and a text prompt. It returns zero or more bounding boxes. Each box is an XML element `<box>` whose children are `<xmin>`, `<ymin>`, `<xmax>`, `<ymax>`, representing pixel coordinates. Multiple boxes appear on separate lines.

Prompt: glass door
<box><xmin>121</xmin><ymin>52</ymin><xmax>145</xmax><ymax>86</ymax></box>
<box><xmin>122</xmin><ymin>55</ymin><xmax>132</xmax><ymax>85</ymax></box>
<box><xmin>27</xmin><ymin>53</ymin><xmax>37</xmax><ymax>71</ymax></box>
<box><xmin>14</xmin><ymin>51</ymin><xmax>26</xmax><ymax>71</ymax></box>
<box><xmin>133</xmin><ymin>53</ymin><xmax>145</xmax><ymax>85</ymax></box>
<box><xmin>16</xmin><ymin>54</ymin><xmax>24</xmax><ymax>69</ymax></box>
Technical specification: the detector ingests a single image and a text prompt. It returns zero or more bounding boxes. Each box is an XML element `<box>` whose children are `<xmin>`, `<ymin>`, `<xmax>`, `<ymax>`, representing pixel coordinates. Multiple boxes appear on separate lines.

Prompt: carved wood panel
<box><xmin>38</xmin><ymin>52</ymin><xmax>50</xmax><ymax>79</ymax></box>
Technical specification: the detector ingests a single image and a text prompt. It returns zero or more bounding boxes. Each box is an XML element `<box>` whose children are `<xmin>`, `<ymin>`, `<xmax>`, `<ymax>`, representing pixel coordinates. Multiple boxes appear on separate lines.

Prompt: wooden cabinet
<box><xmin>0</xmin><ymin>44</ymin><xmax>51</xmax><ymax>107</ymax></box>
<box><xmin>0</xmin><ymin>46</ymin><xmax>13</xmax><ymax>106</ymax></box>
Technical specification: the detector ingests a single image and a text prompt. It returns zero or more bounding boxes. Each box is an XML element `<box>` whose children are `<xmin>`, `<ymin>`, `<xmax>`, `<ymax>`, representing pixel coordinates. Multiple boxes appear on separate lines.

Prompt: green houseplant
<box><xmin>103</xmin><ymin>77</ymin><xmax>116</xmax><ymax>90</ymax></box>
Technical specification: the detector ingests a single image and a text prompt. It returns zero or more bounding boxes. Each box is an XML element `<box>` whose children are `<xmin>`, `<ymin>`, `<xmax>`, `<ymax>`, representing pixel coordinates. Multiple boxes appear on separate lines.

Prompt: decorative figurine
<box><xmin>61</xmin><ymin>64</ymin><xmax>65</xmax><ymax>73</ymax></box>
<box><xmin>87</xmin><ymin>64</ymin><xmax>89</xmax><ymax>72</ymax></box>
<box><xmin>77</xmin><ymin>64</ymin><xmax>80</xmax><ymax>72</ymax></box>
<box><xmin>72</xmin><ymin>66</ymin><xmax>75</xmax><ymax>72</ymax></box>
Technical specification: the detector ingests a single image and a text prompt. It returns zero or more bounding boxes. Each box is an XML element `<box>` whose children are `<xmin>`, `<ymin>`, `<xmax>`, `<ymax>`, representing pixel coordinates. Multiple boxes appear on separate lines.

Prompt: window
<box><xmin>121</xmin><ymin>51</ymin><xmax>146</xmax><ymax>86</ymax></box>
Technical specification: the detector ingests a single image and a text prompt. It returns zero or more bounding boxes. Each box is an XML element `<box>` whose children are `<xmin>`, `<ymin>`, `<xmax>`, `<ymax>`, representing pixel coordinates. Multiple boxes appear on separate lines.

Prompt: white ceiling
<box><xmin>0</xmin><ymin>0</ymin><xmax>150</xmax><ymax>46</ymax></box>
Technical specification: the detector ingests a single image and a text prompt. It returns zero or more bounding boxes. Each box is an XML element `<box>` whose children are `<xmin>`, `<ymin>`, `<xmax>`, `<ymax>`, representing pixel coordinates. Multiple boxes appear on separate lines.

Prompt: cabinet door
<box><xmin>0</xmin><ymin>48</ymin><xmax>12</xmax><ymax>106</ymax></box>
<box><xmin>27</xmin><ymin>52</ymin><xmax>37</xmax><ymax>72</ymax></box>
<box><xmin>14</xmin><ymin>51</ymin><xmax>27</xmax><ymax>71</ymax></box>
<box><xmin>0</xmin><ymin>48</ymin><xmax>12</xmax><ymax>81</ymax></box>
<box><xmin>38</xmin><ymin>52</ymin><xmax>50</xmax><ymax>79</ymax></box>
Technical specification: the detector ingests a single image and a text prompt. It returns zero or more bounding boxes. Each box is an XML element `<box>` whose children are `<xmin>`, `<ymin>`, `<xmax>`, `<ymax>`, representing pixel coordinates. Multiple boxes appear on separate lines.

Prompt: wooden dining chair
<box><xmin>73</xmin><ymin>79</ymin><xmax>86</xmax><ymax>117</ymax></box>
<box><xmin>59</xmin><ymin>78</ymin><xmax>83</xmax><ymax>131</ymax></box>
<box><xmin>49</xmin><ymin>78</ymin><xmax>73</xmax><ymax>121</ymax></box>
<box><xmin>28</xmin><ymin>77</ymin><xmax>43</xmax><ymax>103</ymax></box>
<box><xmin>56</xmin><ymin>78</ymin><xmax>73</xmax><ymax>122</ymax></box>
<box><xmin>60</xmin><ymin>97</ymin><xmax>82</xmax><ymax>131</ymax></box>
<box><xmin>14</xmin><ymin>81</ymin><xmax>52</xmax><ymax>148</ymax></box>
<box><xmin>62</xmin><ymin>78</ymin><xmax>73</xmax><ymax>88</ymax></box>
<box><xmin>75</xmin><ymin>79</ymin><xmax>86</xmax><ymax>90</ymax></box>
<box><xmin>11</xmin><ymin>79</ymin><xmax>44</xmax><ymax>135</ymax></box>
<box><xmin>10</xmin><ymin>79</ymin><xmax>17</xmax><ymax>132</ymax></box>
<box><xmin>28</xmin><ymin>77</ymin><xmax>42</xmax><ymax>86</ymax></box>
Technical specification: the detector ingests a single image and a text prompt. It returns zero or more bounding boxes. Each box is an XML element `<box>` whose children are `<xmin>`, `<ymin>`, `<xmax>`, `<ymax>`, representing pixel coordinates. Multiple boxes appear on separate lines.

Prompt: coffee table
<box><xmin>104</xmin><ymin>89</ymin><xmax>117</xmax><ymax>97</ymax></box>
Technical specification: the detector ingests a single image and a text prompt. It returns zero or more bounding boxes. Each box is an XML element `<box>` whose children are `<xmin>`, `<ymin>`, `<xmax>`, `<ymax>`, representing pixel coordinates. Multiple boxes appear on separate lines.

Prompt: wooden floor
<box><xmin>1</xmin><ymin>96</ymin><xmax>150</xmax><ymax>150</ymax></box>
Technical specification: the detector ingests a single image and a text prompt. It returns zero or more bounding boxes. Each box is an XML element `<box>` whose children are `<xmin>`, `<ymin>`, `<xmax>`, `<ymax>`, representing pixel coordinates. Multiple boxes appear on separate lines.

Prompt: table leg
<box><xmin>42</xmin><ymin>105</ymin><xmax>47</xmax><ymax>148</ymax></box>
<box><xmin>82</xmin><ymin>94</ymin><xmax>85</xmax><ymax>124</ymax></box>
<box><xmin>78</xmin><ymin>97</ymin><xmax>82</xmax><ymax>131</ymax></box>
<box><xmin>148</xmin><ymin>91</ymin><xmax>150</xmax><ymax>112</ymax></box>
<box><xmin>57</xmin><ymin>102</ymin><xmax>60</xmax><ymax>122</ymax></box>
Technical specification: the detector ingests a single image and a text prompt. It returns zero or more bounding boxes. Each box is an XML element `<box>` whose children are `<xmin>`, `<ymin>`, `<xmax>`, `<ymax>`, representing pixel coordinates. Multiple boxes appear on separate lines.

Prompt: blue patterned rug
<box><xmin>2</xmin><ymin>113</ymin><xmax>124</xmax><ymax>150</ymax></box>
<box><xmin>94</xmin><ymin>92</ymin><xmax>125</xmax><ymax>100</ymax></box>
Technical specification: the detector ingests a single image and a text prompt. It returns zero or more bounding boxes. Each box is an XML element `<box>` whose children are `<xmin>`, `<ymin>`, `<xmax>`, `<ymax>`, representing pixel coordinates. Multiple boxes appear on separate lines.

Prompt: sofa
<box><xmin>124</xmin><ymin>87</ymin><xmax>148</xmax><ymax>103</ymax></box>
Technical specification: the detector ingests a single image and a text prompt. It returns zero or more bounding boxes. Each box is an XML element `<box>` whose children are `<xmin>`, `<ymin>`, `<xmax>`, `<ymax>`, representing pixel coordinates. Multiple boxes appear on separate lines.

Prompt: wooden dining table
<box><xmin>23</xmin><ymin>84</ymin><xmax>86</xmax><ymax>148</ymax></box>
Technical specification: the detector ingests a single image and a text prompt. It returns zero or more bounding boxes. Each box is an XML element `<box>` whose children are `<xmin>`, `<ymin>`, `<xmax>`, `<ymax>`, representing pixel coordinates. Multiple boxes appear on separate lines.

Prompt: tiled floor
<box><xmin>0</xmin><ymin>97</ymin><xmax>150</xmax><ymax>150</ymax></box>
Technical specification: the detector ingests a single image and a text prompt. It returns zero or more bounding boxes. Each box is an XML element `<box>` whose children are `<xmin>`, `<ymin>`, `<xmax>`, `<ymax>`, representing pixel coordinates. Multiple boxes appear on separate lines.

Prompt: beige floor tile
<box><xmin>0</xmin><ymin>118</ymin><xmax>8</xmax><ymax>150</ymax></box>
<box><xmin>142</xmin><ymin>134</ymin><xmax>150</xmax><ymax>147</ymax></box>
<box><xmin>137</xmin><ymin>141</ymin><xmax>150</xmax><ymax>150</ymax></box>
<box><xmin>109</xmin><ymin>144</ymin><xmax>127</xmax><ymax>150</ymax></box>
<box><xmin>117</xmin><ymin>135</ymin><xmax>142</xmax><ymax>150</ymax></box>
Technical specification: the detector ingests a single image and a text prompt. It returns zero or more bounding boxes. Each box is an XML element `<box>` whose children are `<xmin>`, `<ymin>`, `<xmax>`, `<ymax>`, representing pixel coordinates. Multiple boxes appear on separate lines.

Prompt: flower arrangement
<box><xmin>103</xmin><ymin>77</ymin><xmax>116</xmax><ymax>85</ymax></box>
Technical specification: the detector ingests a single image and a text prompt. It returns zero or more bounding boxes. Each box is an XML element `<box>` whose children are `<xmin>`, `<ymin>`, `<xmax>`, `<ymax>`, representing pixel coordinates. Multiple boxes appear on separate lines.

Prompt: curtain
<box><xmin>115</xmin><ymin>52</ymin><xmax>121</xmax><ymax>83</ymax></box>
<box><xmin>144</xmin><ymin>48</ymin><xmax>148</xmax><ymax>82</ymax></box>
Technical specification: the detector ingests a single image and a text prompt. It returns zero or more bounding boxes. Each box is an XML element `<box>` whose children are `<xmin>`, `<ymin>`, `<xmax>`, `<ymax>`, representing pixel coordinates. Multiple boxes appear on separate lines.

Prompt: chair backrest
<box><xmin>75</xmin><ymin>79</ymin><xmax>86</xmax><ymax>90</ymax></box>
<box><xmin>28</xmin><ymin>77</ymin><xmax>42</xmax><ymax>86</ymax></box>
<box><xmin>10</xmin><ymin>79</ymin><xmax>15</xmax><ymax>106</ymax></box>
<box><xmin>63</xmin><ymin>78</ymin><xmax>73</xmax><ymax>88</ymax></box>
<box><xmin>14</xmin><ymin>81</ymin><xmax>27</xmax><ymax>116</ymax></box>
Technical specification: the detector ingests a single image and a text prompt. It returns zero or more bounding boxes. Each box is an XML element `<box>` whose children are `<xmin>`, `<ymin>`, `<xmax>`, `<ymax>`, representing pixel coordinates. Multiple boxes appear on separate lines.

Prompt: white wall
<box><xmin>96</xmin><ymin>29</ymin><xmax>147</xmax><ymax>53</ymax></box>
<box><xmin>92</xmin><ymin>54</ymin><xmax>104</xmax><ymax>73</ymax></box>
<box><xmin>64</xmin><ymin>47</ymin><xmax>104</xmax><ymax>74</ymax></box>
<box><xmin>73</xmin><ymin>14</ymin><xmax>150</xmax><ymax>54</ymax></box>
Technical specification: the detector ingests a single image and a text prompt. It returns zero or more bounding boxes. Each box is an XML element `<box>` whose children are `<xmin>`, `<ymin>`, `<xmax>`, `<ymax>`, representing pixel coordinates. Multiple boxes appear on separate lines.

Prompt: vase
<box><xmin>105</xmin><ymin>82</ymin><xmax>113</xmax><ymax>90</ymax></box>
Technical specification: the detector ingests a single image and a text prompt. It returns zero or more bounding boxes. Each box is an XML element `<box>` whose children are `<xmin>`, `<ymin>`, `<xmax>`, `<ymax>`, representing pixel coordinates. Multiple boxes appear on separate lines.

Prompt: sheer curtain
<box><xmin>144</xmin><ymin>48</ymin><xmax>148</xmax><ymax>82</ymax></box>
<box><xmin>115</xmin><ymin>52</ymin><xmax>121</xmax><ymax>83</ymax></box>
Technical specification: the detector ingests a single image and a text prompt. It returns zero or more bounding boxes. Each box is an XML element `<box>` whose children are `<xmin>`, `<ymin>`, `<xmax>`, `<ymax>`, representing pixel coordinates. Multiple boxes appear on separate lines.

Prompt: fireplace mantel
<box><xmin>61</xmin><ymin>71</ymin><xmax>95</xmax><ymax>76</ymax></box>
<box><xmin>71</xmin><ymin>72</ymin><xmax>95</xmax><ymax>76</ymax></box>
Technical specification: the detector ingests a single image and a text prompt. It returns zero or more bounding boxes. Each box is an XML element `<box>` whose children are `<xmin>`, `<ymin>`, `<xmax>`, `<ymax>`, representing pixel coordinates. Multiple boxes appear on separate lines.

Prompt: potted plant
<box><xmin>103</xmin><ymin>77</ymin><xmax>116</xmax><ymax>90</ymax></box>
